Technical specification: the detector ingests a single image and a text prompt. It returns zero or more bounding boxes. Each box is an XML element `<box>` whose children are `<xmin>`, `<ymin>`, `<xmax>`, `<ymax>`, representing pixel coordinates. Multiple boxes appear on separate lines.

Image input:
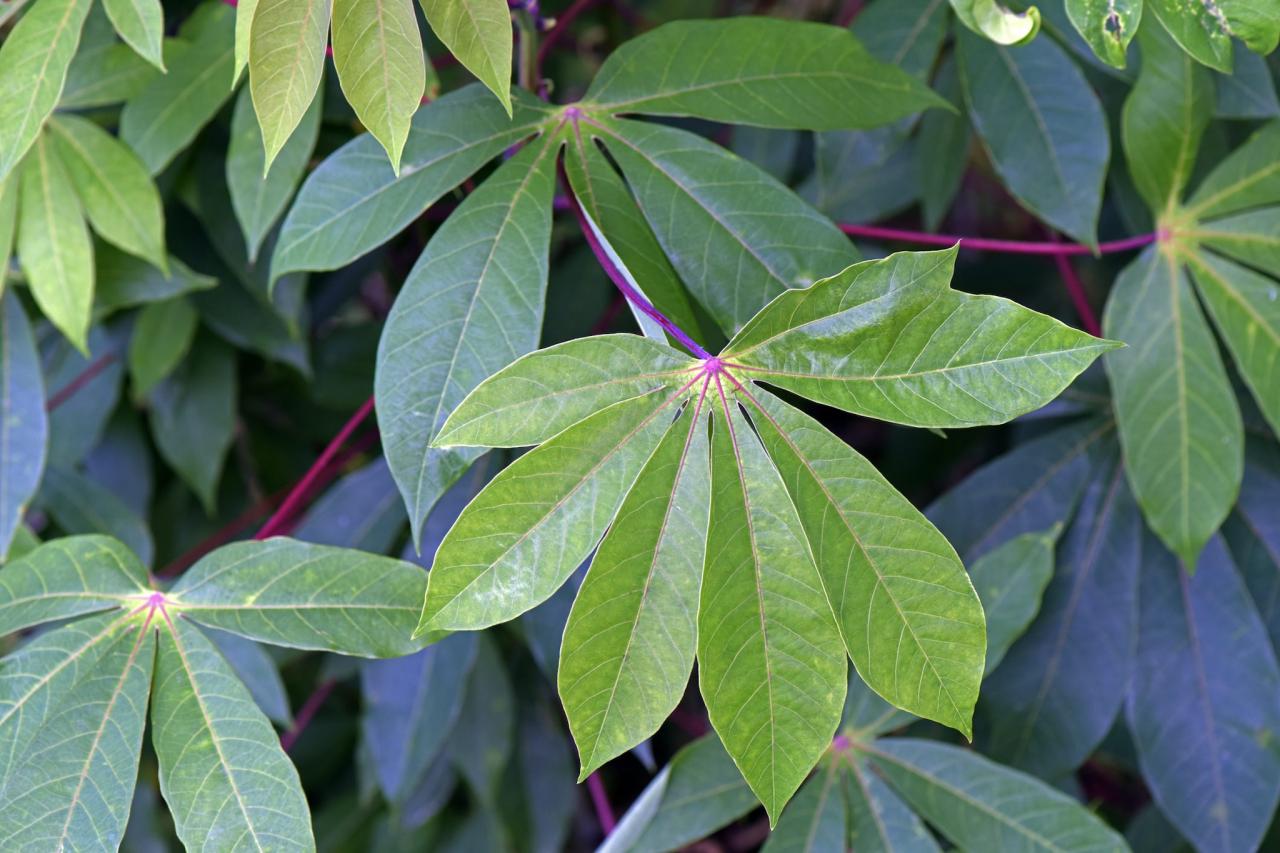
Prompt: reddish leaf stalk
<box><xmin>281</xmin><ymin>678</ymin><xmax>337</xmax><ymax>752</ymax></box>
<box><xmin>838</xmin><ymin>223</ymin><xmax>1156</xmax><ymax>256</ymax></box>
<box><xmin>1048</xmin><ymin>233</ymin><xmax>1103</xmax><ymax>336</ymax></box>
<box><xmin>45</xmin><ymin>352</ymin><xmax>118</xmax><ymax>411</ymax></box>
<box><xmin>587</xmin><ymin>772</ymin><xmax>617</xmax><ymax>835</ymax></box>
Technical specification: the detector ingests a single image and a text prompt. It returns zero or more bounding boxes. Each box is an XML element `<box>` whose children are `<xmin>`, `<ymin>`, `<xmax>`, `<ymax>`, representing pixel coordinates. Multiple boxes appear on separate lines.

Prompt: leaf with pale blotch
<box><xmin>865</xmin><ymin>738</ymin><xmax>1129</xmax><ymax>851</ymax></box>
<box><xmin>0</xmin><ymin>616</ymin><xmax>152</xmax><ymax>850</ymax></box>
<box><xmin>171</xmin><ymin>538</ymin><xmax>428</xmax><ymax>657</ymax></box>
<box><xmin>1185</xmin><ymin>248</ymin><xmax>1280</xmax><ymax>439</ymax></box>
<box><xmin>152</xmin><ymin>617</ymin><xmax>314</xmax><ymax>852</ymax></box>
<box><xmin>48</xmin><ymin>114</ymin><xmax>167</xmax><ymax>272</ymax></box>
<box><xmin>377</xmin><ymin>133</ymin><xmax>558</xmax><ymax>544</ymax></box>
<box><xmin>950</xmin><ymin>0</ymin><xmax>1041</xmax><ymax>45</ymax></box>
<box><xmin>762</xmin><ymin>760</ymin><xmax>847</xmax><ymax>853</ymax></box>
<box><xmin>584</xmin><ymin>17</ymin><xmax>946</xmax><ymax>129</ymax></box>
<box><xmin>0</xmin><ymin>536</ymin><xmax>149</xmax><ymax>635</ymax></box>
<box><xmin>419</xmin><ymin>0</ymin><xmax>511</xmax><ymax>115</ymax></box>
<box><xmin>744</xmin><ymin>388</ymin><xmax>984</xmax><ymax>737</ymax></box>
<box><xmin>594</xmin><ymin>117</ymin><xmax>859</xmax><ymax>334</ymax></box>
<box><xmin>698</xmin><ymin>402</ymin><xmax>846</xmax><ymax>826</ymax></box>
<box><xmin>1185</xmin><ymin>120</ymin><xmax>1280</xmax><ymax>220</ymax></box>
<box><xmin>968</xmin><ymin>526</ymin><xmax>1057</xmax><ymax>674</ymax></box>
<box><xmin>844</xmin><ymin>753</ymin><xmax>941</xmax><ymax>853</ymax></box>
<box><xmin>727</xmin><ymin>248</ymin><xmax>1118</xmax><ymax>429</ymax></box>
<box><xmin>1146</xmin><ymin>0</ymin><xmax>1232</xmax><ymax>72</ymax></box>
<box><xmin>332</xmin><ymin>0</ymin><xmax>424</xmax><ymax>171</ymax></box>
<box><xmin>0</xmin><ymin>0</ymin><xmax>93</xmax><ymax>183</ymax></box>
<box><xmin>1104</xmin><ymin>246</ymin><xmax>1241</xmax><ymax>566</ymax></box>
<box><xmin>559</xmin><ymin>402</ymin><xmax>710</xmax><ymax>778</ymax></box>
<box><xmin>16</xmin><ymin>132</ymin><xmax>94</xmax><ymax>353</ymax></box>
<box><xmin>1065</xmin><ymin>0</ymin><xmax>1140</xmax><ymax>68</ymax></box>
<box><xmin>0</xmin><ymin>293</ymin><xmax>47</xmax><ymax>562</ymax></box>
<box><xmin>419</xmin><ymin>390</ymin><xmax>678</xmax><ymax>633</ymax></box>
<box><xmin>103</xmin><ymin>0</ymin><xmax>165</xmax><ymax>69</ymax></box>
<box><xmin>435</xmin><ymin>334</ymin><xmax>695</xmax><ymax>448</ymax></box>
<box><xmin>248</xmin><ymin>0</ymin><xmax>331</xmax><ymax>169</ymax></box>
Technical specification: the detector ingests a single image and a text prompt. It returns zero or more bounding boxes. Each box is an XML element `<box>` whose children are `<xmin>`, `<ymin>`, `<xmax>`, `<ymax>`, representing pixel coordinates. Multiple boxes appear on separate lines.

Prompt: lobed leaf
<box><xmin>1185</xmin><ymin>119</ymin><xmax>1280</xmax><ymax>220</ymax></box>
<box><xmin>762</xmin><ymin>759</ymin><xmax>846</xmax><ymax>853</ymax></box>
<box><xmin>0</xmin><ymin>293</ymin><xmax>47</xmax><ymax>561</ymax></box>
<box><xmin>843</xmin><ymin>752</ymin><xmax>941</xmax><ymax>853</ymax></box>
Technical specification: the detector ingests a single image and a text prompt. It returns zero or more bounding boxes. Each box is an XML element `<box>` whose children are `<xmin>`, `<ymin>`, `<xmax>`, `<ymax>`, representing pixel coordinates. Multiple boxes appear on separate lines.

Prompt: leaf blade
<box><xmin>420</xmin><ymin>0</ymin><xmax>512</xmax><ymax>114</ymax></box>
<box><xmin>0</xmin><ymin>292</ymin><xmax>47</xmax><ymax>561</ymax></box>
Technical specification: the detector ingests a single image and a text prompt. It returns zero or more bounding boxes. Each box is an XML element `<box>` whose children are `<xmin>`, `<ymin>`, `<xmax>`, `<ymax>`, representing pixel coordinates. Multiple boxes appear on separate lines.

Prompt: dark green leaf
<box><xmin>1224</xmin><ymin>439</ymin><xmax>1280</xmax><ymax>651</ymax></box>
<box><xmin>0</xmin><ymin>292</ymin><xmax>47</xmax><ymax>560</ymax></box>
<box><xmin>918</xmin><ymin>56</ymin><xmax>971</xmax><ymax>231</ymax></box>
<box><xmin>204</xmin><ymin>627</ymin><xmax>292</xmax><ymax>726</ymax></box>
<box><xmin>968</xmin><ymin>525</ymin><xmax>1057</xmax><ymax>674</ymax></box>
<box><xmin>763</xmin><ymin>760</ymin><xmax>847</xmax><ymax>853</ymax></box>
<box><xmin>128</xmin><ymin>296</ymin><xmax>198</xmax><ymax>398</ymax></box>
<box><xmin>41</xmin><ymin>466</ymin><xmax>155</xmax><ymax>568</ymax></box>
<box><xmin>843</xmin><ymin>752</ymin><xmax>941</xmax><ymax>852</ymax></box>
<box><xmin>446</xmin><ymin>635</ymin><xmax>513</xmax><ymax>802</ymax></box>
<box><xmin>95</xmin><ymin>244</ymin><xmax>216</xmax><ymax>312</ymax></box>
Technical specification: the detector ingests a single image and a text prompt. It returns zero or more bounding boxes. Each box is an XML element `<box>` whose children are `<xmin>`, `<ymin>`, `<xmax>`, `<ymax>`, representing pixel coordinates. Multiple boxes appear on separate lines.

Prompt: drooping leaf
<box><xmin>146</xmin><ymin>335</ymin><xmax>236</xmax><ymax>513</ymax></box>
<box><xmin>47</xmin><ymin>114</ymin><xmax>167</xmax><ymax>273</ymax></box>
<box><xmin>120</xmin><ymin>7</ymin><xmax>237</xmax><ymax>174</ymax></box>
<box><xmin>1224</xmin><ymin>439</ymin><xmax>1280</xmax><ymax>651</ymax></box>
<box><xmin>40</xmin><ymin>466</ymin><xmax>155</xmax><ymax>569</ymax></box>
<box><xmin>435</xmin><ymin>334</ymin><xmax>695</xmax><ymax>448</ymax></box>
<box><xmin>599</xmin><ymin>735</ymin><xmax>757</xmax><ymax>853</ymax></box>
<box><xmin>1122</xmin><ymin>22</ymin><xmax>1213</xmax><ymax>214</ymax></box>
<box><xmin>151</xmin><ymin>617</ymin><xmax>314</xmax><ymax>852</ymax></box>
<box><xmin>918</xmin><ymin>56</ymin><xmax>971</xmax><ymax>232</ymax></box>
<box><xmin>843</xmin><ymin>752</ymin><xmax>941</xmax><ymax>853</ymax></box>
<box><xmin>762</xmin><ymin>758</ymin><xmax>846</xmax><ymax>853</ymax></box>
<box><xmin>1128</xmin><ymin>535</ymin><xmax>1280</xmax><ymax>853</ymax></box>
<box><xmin>419</xmin><ymin>0</ymin><xmax>512</xmax><ymax>115</ymax></box>
<box><xmin>0</xmin><ymin>0</ymin><xmax>93</xmax><ymax>183</ymax></box>
<box><xmin>17</xmin><ymin>132</ymin><xmax>94</xmax><ymax>352</ymax></box>
<box><xmin>1065</xmin><ymin>0</ymin><xmax>1141</xmax><ymax>68</ymax></box>
<box><xmin>726</xmin><ymin>247</ymin><xmax>1118</xmax><ymax>428</ymax></box>
<box><xmin>559</xmin><ymin>401</ymin><xmax>710</xmax><ymax>778</ymax></box>
<box><xmin>950</xmin><ymin>0</ymin><xmax>1041</xmax><ymax>45</ymax></box>
<box><xmin>981</xmin><ymin>460</ymin><xmax>1141</xmax><ymax>778</ymax></box>
<box><xmin>95</xmin><ymin>244</ymin><xmax>216</xmax><ymax>312</ymax></box>
<box><xmin>957</xmin><ymin>27</ymin><xmax>1109</xmax><ymax>245</ymax></box>
<box><xmin>445</xmin><ymin>634</ymin><xmax>513</xmax><ymax>802</ymax></box>
<box><xmin>128</xmin><ymin>297</ymin><xmax>199</xmax><ymax>398</ymax></box>
<box><xmin>248</xmin><ymin>0</ymin><xmax>331</xmax><ymax>169</ymax></box>
<box><xmin>102</xmin><ymin>0</ymin><xmax>165</xmax><ymax>69</ymax></box>
<box><xmin>227</xmin><ymin>84</ymin><xmax>322</xmax><ymax>263</ymax></box>
<box><xmin>698</xmin><ymin>402</ymin><xmax>846</xmax><ymax>825</ymax></box>
<box><xmin>1103</xmin><ymin>246</ymin><xmax>1242</xmax><ymax>566</ymax></box>
<box><xmin>377</xmin><ymin>133</ymin><xmax>558</xmax><ymax>543</ymax></box>
<box><xmin>584</xmin><ymin>17</ymin><xmax>945</xmax><ymax>129</ymax></box>
<box><xmin>594</xmin><ymin>116</ymin><xmax>859</xmax><ymax>334</ymax></box>
<box><xmin>0</xmin><ymin>612</ymin><xmax>152</xmax><ymax>850</ymax></box>
<box><xmin>60</xmin><ymin>28</ymin><xmax>160</xmax><ymax>108</ymax></box>
<box><xmin>0</xmin><ymin>292</ymin><xmax>47</xmax><ymax>561</ymax></box>
<box><xmin>171</xmin><ymin>537</ymin><xmax>428</xmax><ymax>657</ymax></box>
<box><xmin>967</xmin><ymin>525</ymin><xmax>1057</xmax><ymax>674</ymax></box>
<box><xmin>744</xmin><ymin>388</ymin><xmax>984</xmax><ymax>736</ymax></box>
<box><xmin>332</xmin><ymin>0</ymin><xmax>425</xmax><ymax>171</ymax></box>
<box><xmin>1185</xmin><ymin>120</ymin><xmax>1280</xmax><ymax>220</ymax></box>
<box><xmin>865</xmin><ymin>738</ymin><xmax>1129</xmax><ymax>851</ymax></box>
<box><xmin>419</xmin><ymin>389</ymin><xmax>677</xmax><ymax>633</ymax></box>
<box><xmin>204</xmin><ymin>627</ymin><xmax>291</xmax><ymax>726</ymax></box>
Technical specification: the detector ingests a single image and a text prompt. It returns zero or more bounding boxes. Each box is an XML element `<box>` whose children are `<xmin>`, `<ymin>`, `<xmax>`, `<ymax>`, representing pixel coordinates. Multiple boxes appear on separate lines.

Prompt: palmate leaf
<box><xmin>761</xmin><ymin>758</ymin><xmax>846</xmax><ymax>853</ymax></box>
<box><xmin>0</xmin><ymin>535</ymin><xmax>148</xmax><ymax>635</ymax></box>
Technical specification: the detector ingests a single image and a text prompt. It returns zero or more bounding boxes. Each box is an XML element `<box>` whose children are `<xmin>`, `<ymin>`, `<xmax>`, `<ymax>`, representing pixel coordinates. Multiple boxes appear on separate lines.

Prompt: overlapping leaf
<box><xmin>0</xmin><ymin>293</ymin><xmax>46</xmax><ymax>561</ymax></box>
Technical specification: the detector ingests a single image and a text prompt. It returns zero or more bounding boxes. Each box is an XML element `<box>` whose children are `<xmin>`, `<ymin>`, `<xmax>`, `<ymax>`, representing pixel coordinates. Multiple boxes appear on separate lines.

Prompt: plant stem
<box><xmin>838</xmin><ymin>223</ymin><xmax>1157</xmax><ymax>256</ymax></box>
<box><xmin>1046</xmin><ymin>232</ymin><xmax>1103</xmax><ymax>336</ymax></box>
<box><xmin>45</xmin><ymin>351</ymin><xmax>118</xmax><ymax>411</ymax></box>
<box><xmin>587</xmin><ymin>772</ymin><xmax>616</xmax><ymax>835</ymax></box>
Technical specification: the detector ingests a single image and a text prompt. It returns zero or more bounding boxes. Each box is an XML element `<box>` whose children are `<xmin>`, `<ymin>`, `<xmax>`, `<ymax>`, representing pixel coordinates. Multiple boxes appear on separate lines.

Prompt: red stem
<box><xmin>46</xmin><ymin>352</ymin><xmax>117</xmax><ymax>411</ymax></box>
<box><xmin>838</xmin><ymin>223</ymin><xmax>1157</xmax><ymax>256</ymax></box>
<box><xmin>281</xmin><ymin>679</ymin><xmax>337</xmax><ymax>752</ymax></box>
<box><xmin>1048</xmin><ymin>232</ymin><xmax>1103</xmax><ymax>336</ymax></box>
<box><xmin>587</xmin><ymin>772</ymin><xmax>616</xmax><ymax>835</ymax></box>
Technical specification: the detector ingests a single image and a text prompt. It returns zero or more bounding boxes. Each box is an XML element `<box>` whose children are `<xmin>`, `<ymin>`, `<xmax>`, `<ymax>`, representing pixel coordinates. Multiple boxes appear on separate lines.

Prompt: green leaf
<box><xmin>204</xmin><ymin>627</ymin><xmax>292</xmax><ymax>726</ymax></box>
<box><xmin>559</xmin><ymin>401</ymin><xmax>709</xmax><ymax>778</ymax></box>
<box><xmin>435</xmin><ymin>334</ymin><xmax>695</xmax><ymax>448</ymax></box>
<box><xmin>968</xmin><ymin>526</ymin><xmax>1056</xmax><ymax>674</ymax></box>
<box><xmin>419</xmin><ymin>0</ymin><xmax>511</xmax><ymax>115</ymax></box>
<box><xmin>44</xmin><ymin>325</ymin><xmax>125</xmax><ymax>468</ymax></box>
<box><xmin>361</xmin><ymin>632</ymin><xmax>477</xmax><ymax>800</ymax></box>
<box><xmin>1225</xmin><ymin>439</ymin><xmax>1280</xmax><ymax>651</ymax></box>
<box><xmin>95</xmin><ymin>244</ymin><xmax>216</xmax><ymax>313</ymax></box>
<box><xmin>763</xmin><ymin>760</ymin><xmax>847</xmax><ymax>853</ymax></box>
<box><xmin>0</xmin><ymin>611</ymin><xmax>152</xmax><ymax>850</ymax></box>
<box><xmin>48</xmin><ymin>114</ymin><xmax>167</xmax><ymax>272</ymax></box>
<box><xmin>1128</xmin><ymin>535</ymin><xmax>1280</xmax><ymax>853</ymax></box>
<box><xmin>583</xmin><ymin>17</ymin><xmax>945</xmax><ymax>129</ymax></box>
<box><xmin>957</xmin><ymin>27</ymin><xmax>1109</xmax><ymax>245</ymax></box>
<box><xmin>699</xmin><ymin>401</ymin><xmax>846</xmax><ymax>825</ymax></box>
<box><xmin>1216</xmin><ymin>48</ymin><xmax>1280</xmax><ymax>119</ymax></box>
<box><xmin>171</xmin><ymin>538</ymin><xmax>428</xmax><ymax>657</ymax></box>
<box><xmin>1185</xmin><ymin>120</ymin><xmax>1280</xmax><ymax>220</ymax></box>
<box><xmin>40</xmin><ymin>467</ymin><xmax>155</xmax><ymax>568</ymax></box>
<box><xmin>1103</xmin><ymin>246</ymin><xmax>1241</xmax><ymax>566</ymax></box>
<box><xmin>866</xmin><ymin>738</ymin><xmax>1129</xmax><ymax>851</ymax></box>
<box><xmin>248</xmin><ymin>0</ymin><xmax>331</xmax><ymax>170</ymax></box>
<box><xmin>120</xmin><ymin>8</ymin><xmax>237</xmax><ymax>174</ymax></box>
<box><xmin>1146</xmin><ymin>0</ymin><xmax>1233</xmax><ymax>72</ymax></box>
<box><xmin>128</xmin><ymin>296</ymin><xmax>199</xmax><ymax>398</ymax></box>
<box><xmin>152</xmin><ymin>617</ymin><xmax>314</xmax><ymax>852</ymax></box>
<box><xmin>377</xmin><ymin>133</ymin><xmax>557</xmax><ymax>543</ymax></box>
<box><xmin>60</xmin><ymin>30</ymin><xmax>160</xmax><ymax>108</ymax></box>
<box><xmin>599</xmin><ymin>735</ymin><xmax>757</xmax><ymax>853</ymax></box>
<box><xmin>843</xmin><ymin>753</ymin><xmax>941</xmax><ymax>852</ymax></box>
<box><xmin>950</xmin><ymin>0</ymin><xmax>1041</xmax><ymax>45</ymax></box>
<box><xmin>272</xmin><ymin>84</ymin><xmax>551</xmax><ymax>278</ymax></box>
<box><xmin>743</xmin><ymin>389</ymin><xmax>984</xmax><ymax>736</ymax></box>
<box><xmin>419</xmin><ymin>389</ymin><xmax>678</xmax><ymax>633</ymax></box>
<box><xmin>1122</xmin><ymin>22</ymin><xmax>1213</xmax><ymax>214</ymax></box>
<box><xmin>445</xmin><ymin>634</ymin><xmax>512</xmax><ymax>802</ymax></box>
<box><xmin>102</xmin><ymin>0</ymin><xmax>165</xmax><ymax>69</ymax></box>
<box><xmin>1185</xmin><ymin>248</ymin><xmax>1280</xmax><ymax>439</ymax></box>
<box><xmin>227</xmin><ymin>84</ymin><xmax>322</xmax><ymax>263</ymax></box>
<box><xmin>0</xmin><ymin>292</ymin><xmax>47</xmax><ymax>561</ymax></box>
<box><xmin>595</xmin><ymin>117</ymin><xmax>859</xmax><ymax>334</ymax></box>
<box><xmin>852</xmin><ymin>0</ymin><xmax>951</xmax><ymax>80</ymax></box>
<box><xmin>1193</xmin><ymin>206</ymin><xmax>1280</xmax><ymax>279</ymax></box>
<box><xmin>918</xmin><ymin>56</ymin><xmax>971</xmax><ymax>232</ymax></box>
<box><xmin>146</xmin><ymin>336</ymin><xmax>237</xmax><ymax>513</ymax></box>
<box><xmin>1065</xmin><ymin>0</ymin><xmax>1141</xmax><ymax>67</ymax></box>
<box><xmin>0</xmin><ymin>177</ymin><xmax>16</xmax><ymax>279</ymax></box>
<box><xmin>16</xmin><ymin>132</ymin><xmax>94</xmax><ymax>352</ymax></box>
<box><xmin>234</xmin><ymin>0</ymin><xmax>258</xmax><ymax>81</ymax></box>
<box><xmin>727</xmin><ymin>248</ymin><xmax>1118</xmax><ymax>428</ymax></box>
<box><xmin>0</xmin><ymin>0</ymin><xmax>93</xmax><ymax>183</ymax></box>
<box><xmin>332</xmin><ymin>0</ymin><xmax>425</xmax><ymax>171</ymax></box>
<box><xmin>0</xmin><ymin>534</ymin><xmax>146</xmax><ymax>637</ymax></box>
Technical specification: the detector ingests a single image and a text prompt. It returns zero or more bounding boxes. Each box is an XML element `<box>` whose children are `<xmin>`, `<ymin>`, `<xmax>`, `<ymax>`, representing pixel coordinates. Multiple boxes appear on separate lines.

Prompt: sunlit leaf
<box><xmin>950</xmin><ymin>0</ymin><xmax>1041</xmax><ymax>45</ymax></box>
<box><xmin>419</xmin><ymin>0</ymin><xmax>512</xmax><ymax>115</ymax></box>
<box><xmin>248</xmin><ymin>0</ymin><xmax>331</xmax><ymax>169</ymax></box>
<box><xmin>102</xmin><ymin>0</ymin><xmax>165</xmax><ymax>69</ymax></box>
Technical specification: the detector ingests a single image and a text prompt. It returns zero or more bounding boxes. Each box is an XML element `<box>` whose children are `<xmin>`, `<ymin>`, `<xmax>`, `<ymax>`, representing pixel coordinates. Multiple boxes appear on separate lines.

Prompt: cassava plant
<box><xmin>1</xmin><ymin>0</ymin><xmax>1279</xmax><ymax>850</ymax></box>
